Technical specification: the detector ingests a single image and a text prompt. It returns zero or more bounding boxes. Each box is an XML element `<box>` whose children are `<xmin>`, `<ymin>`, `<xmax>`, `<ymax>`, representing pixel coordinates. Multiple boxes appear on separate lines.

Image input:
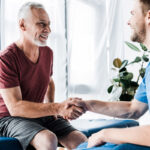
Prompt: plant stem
<box><xmin>137</xmin><ymin>61</ymin><xmax>144</xmax><ymax>83</ymax></box>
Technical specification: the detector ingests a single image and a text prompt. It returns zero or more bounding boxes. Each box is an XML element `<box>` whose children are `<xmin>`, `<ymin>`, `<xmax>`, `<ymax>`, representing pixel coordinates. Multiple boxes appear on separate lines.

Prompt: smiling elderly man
<box><xmin>0</xmin><ymin>2</ymin><xmax>87</xmax><ymax>150</ymax></box>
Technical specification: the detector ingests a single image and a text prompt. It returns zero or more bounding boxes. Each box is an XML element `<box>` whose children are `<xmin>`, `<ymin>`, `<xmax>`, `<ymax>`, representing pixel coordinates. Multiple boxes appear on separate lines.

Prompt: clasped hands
<box><xmin>59</xmin><ymin>97</ymin><xmax>88</xmax><ymax>120</ymax></box>
<box><xmin>58</xmin><ymin>98</ymin><xmax>109</xmax><ymax>148</ymax></box>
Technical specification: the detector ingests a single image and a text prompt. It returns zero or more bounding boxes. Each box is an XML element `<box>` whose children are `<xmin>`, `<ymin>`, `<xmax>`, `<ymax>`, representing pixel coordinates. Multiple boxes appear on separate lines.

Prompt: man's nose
<box><xmin>44</xmin><ymin>26</ymin><xmax>51</xmax><ymax>33</ymax></box>
<box><xmin>127</xmin><ymin>20</ymin><xmax>131</xmax><ymax>26</ymax></box>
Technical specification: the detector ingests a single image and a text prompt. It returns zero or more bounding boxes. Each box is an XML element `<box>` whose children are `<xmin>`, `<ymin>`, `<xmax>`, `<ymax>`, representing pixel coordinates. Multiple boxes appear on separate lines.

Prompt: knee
<box><xmin>32</xmin><ymin>130</ymin><xmax>58</xmax><ymax>150</ymax></box>
<box><xmin>63</xmin><ymin>131</ymin><xmax>87</xmax><ymax>149</ymax></box>
<box><xmin>42</xmin><ymin>130</ymin><xmax>57</xmax><ymax>146</ymax></box>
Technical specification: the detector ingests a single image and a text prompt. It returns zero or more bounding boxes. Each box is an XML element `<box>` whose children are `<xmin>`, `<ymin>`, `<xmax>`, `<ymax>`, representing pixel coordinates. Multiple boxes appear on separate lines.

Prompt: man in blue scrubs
<box><xmin>74</xmin><ymin>0</ymin><xmax>150</xmax><ymax>149</ymax></box>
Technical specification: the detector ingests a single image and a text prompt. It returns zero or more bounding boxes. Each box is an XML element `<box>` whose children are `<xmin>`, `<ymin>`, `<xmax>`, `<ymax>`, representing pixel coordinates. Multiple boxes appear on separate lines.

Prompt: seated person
<box><xmin>0</xmin><ymin>2</ymin><xmax>87</xmax><ymax>150</ymax></box>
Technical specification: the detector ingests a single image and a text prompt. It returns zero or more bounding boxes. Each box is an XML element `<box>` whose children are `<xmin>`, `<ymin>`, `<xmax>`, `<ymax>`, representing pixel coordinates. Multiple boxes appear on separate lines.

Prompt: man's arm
<box><xmin>85</xmin><ymin>99</ymin><xmax>148</xmax><ymax>119</ymax></box>
<box><xmin>0</xmin><ymin>86</ymin><xmax>84</xmax><ymax>119</ymax></box>
<box><xmin>88</xmin><ymin>125</ymin><xmax>150</xmax><ymax>147</ymax></box>
<box><xmin>44</xmin><ymin>77</ymin><xmax>55</xmax><ymax>103</ymax></box>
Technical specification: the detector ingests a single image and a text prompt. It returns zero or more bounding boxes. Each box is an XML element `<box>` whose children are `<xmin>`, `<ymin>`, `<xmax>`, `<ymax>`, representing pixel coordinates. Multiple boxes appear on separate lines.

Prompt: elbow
<box><xmin>129</xmin><ymin>110</ymin><xmax>142</xmax><ymax>120</ymax></box>
<box><xmin>8</xmin><ymin>101</ymin><xmax>22</xmax><ymax>117</ymax></box>
<box><xmin>9</xmin><ymin>108</ymin><xmax>19</xmax><ymax>117</ymax></box>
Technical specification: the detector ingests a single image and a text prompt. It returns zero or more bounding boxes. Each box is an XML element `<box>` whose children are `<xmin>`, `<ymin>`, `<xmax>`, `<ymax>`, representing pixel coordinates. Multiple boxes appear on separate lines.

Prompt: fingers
<box><xmin>60</xmin><ymin>98</ymin><xmax>88</xmax><ymax>120</ymax></box>
<box><xmin>64</xmin><ymin>106</ymin><xmax>85</xmax><ymax>120</ymax></box>
<box><xmin>73</xmin><ymin>105</ymin><xmax>85</xmax><ymax>114</ymax></box>
<box><xmin>87</xmin><ymin>132</ymin><xmax>105</xmax><ymax>148</ymax></box>
<box><xmin>66</xmin><ymin>97</ymin><xmax>82</xmax><ymax>108</ymax></box>
<box><xmin>67</xmin><ymin>98</ymin><xmax>88</xmax><ymax>112</ymax></box>
<box><xmin>68</xmin><ymin>97</ymin><xmax>82</xmax><ymax>101</ymax></box>
<box><xmin>69</xmin><ymin>108</ymin><xmax>83</xmax><ymax>120</ymax></box>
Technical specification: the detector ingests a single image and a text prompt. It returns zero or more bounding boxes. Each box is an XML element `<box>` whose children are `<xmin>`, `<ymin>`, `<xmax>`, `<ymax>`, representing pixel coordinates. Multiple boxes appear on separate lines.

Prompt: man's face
<box><xmin>25</xmin><ymin>8</ymin><xmax>51</xmax><ymax>46</ymax></box>
<box><xmin>128</xmin><ymin>0</ymin><xmax>146</xmax><ymax>43</ymax></box>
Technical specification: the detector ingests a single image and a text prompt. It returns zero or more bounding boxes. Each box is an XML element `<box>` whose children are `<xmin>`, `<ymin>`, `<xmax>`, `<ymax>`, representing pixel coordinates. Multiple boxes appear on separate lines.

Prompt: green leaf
<box><xmin>140</xmin><ymin>43</ymin><xmax>147</xmax><ymax>51</ymax></box>
<box><xmin>121</xmin><ymin>72</ymin><xmax>133</xmax><ymax>81</ymax></box>
<box><xmin>130</xmin><ymin>56</ymin><xmax>141</xmax><ymax>64</ymax></box>
<box><xmin>125</xmin><ymin>41</ymin><xmax>140</xmax><ymax>52</ymax></box>
<box><xmin>134</xmin><ymin>56</ymin><xmax>142</xmax><ymax>62</ymax></box>
<box><xmin>120</xmin><ymin>79</ymin><xmax>130</xmax><ymax>89</ymax></box>
<box><xmin>142</xmin><ymin>55</ymin><xmax>149</xmax><ymax>62</ymax></box>
<box><xmin>126</xmin><ymin>73</ymin><xmax>133</xmax><ymax>81</ymax></box>
<box><xmin>113</xmin><ymin>78</ymin><xmax>120</xmax><ymax>82</ymax></box>
<box><xmin>119</xmin><ymin>60</ymin><xmax>128</xmax><ymax>71</ymax></box>
<box><xmin>139</xmin><ymin>68</ymin><xmax>146</xmax><ymax>78</ymax></box>
<box><xmin>119</xmin><ymin>71</ymin><xmax>128</xmax><ymax>77</ymax></box>
<box><xmin>107</xmin><ymin>85</ymin><xmax>113</xmax><ymax>93</ymax></box>
<box><xmin>119</xmin><ymin>67</ymin><xmax>127</xmax><ymax>73</ymax></box>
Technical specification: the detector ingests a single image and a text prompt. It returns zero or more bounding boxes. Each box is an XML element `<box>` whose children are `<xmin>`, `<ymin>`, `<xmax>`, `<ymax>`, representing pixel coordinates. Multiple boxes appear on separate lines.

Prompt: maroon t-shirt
<box><xmin>0</xmin><ymin>43</ymin><xmax>53</xmax><ymax>118</ymax></box>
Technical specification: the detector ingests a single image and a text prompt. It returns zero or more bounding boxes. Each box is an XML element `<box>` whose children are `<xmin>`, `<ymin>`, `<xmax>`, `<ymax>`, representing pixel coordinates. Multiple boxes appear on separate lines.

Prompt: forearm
<box><xmin>44</xmin><ymin>78</ymin><xmax>55</xmax><ymax>103</ymax></box>
<box><xmin>10</xmin><ymin>100</ymin><xmax>60</xmax><ymax>118</ymax></box>
<box><xmin>103</xmin><ymin>125</ymin><xmax>150</xmax><ymax>147</ymax></box>
<box><xmin>86</xmin><ymin>100</ymin><xmax>133</xmax><ymax>119</ymax></box>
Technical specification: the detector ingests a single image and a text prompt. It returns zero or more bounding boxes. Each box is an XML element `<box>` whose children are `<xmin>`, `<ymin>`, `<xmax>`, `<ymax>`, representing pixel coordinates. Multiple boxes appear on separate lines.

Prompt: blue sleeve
<box><xmin>134</xmin><ymin>75</ymin><xmax>148</xmax><ymax>104</ymax></box>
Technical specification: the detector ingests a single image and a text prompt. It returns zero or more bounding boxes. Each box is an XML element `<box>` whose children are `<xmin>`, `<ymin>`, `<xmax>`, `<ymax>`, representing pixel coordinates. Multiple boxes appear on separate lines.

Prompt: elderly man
<box><xmin>0</xmin><ymin>2</ymin><xmax>87</xmax><ymax>150</ymax></box>
<box><xmin>73</xmin><ymin>0</ymin><xmax>150</xmax><ymax>149</ymax></box>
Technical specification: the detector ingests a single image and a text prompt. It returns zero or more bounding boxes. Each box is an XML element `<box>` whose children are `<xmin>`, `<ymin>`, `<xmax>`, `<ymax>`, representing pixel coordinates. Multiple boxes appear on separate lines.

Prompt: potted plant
<box><xmin>107</xmin><ymin>42</ymin><xmax>150</xmax><ymax>101</ymax></box>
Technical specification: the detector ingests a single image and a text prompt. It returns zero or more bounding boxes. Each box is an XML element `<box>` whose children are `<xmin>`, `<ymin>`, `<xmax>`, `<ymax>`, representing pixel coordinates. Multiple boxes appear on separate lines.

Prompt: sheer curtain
<box><xmin>67</xmin><ymin>0</ymin><xmax>109</xmax><ymax>101</ymax></box>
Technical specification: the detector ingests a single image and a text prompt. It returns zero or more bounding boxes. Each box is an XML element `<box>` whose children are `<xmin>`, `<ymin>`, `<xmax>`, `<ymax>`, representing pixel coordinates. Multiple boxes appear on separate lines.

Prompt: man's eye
<box><xmin>40</xmin><ymin>23</ymin><xmax>46</xmax><ymax>27</ymax></box>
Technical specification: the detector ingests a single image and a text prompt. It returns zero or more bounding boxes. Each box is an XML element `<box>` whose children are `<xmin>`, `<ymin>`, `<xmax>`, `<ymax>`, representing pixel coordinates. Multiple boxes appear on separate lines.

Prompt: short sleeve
<box><xmin>134</xmin><ymin>74</ymin><xmax>148</xmax><ymax>104</ymax></box>
<box><xmin>50</xmin><ymin>49</ymin><xmax>53</xmax><ymax>76</ymax></box>
<box><xmin>0</xmin><ymin>55</ymin><xmax>20</xmax><ymax>89</ymax></box>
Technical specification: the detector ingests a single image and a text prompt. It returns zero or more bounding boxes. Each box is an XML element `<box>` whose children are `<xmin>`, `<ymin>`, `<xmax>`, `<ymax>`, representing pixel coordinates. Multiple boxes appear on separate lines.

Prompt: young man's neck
<box><xmin>143</xmin><ymin>30</ymin><xmax>150</xmax><ymax>49</ymax></box>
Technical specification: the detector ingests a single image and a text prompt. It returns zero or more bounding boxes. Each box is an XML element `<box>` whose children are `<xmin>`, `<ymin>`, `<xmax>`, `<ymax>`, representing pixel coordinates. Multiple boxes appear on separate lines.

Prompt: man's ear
<box><xmin>19</xmin><ymin>19</ymin><xmax>26</xmax><ymax>31</ymax></box>
<box><xmin>146</xmin><ymin>10</ymin><xmax>150</xmax><ymax>25</ymax></box>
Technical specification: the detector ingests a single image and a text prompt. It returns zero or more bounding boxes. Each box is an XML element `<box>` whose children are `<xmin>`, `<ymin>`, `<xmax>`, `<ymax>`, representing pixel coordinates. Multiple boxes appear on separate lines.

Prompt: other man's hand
<box><xmin>67</xmin><ymin>97</ymin><xmax>88</xmax><ymax>112</ymax></box>
<box><xmin>87</xmin><ymin>130</ymin><xmax>106</xmax><ymax>148</ymax></box>
<box><xmin>58</xmin><ymin>98</ymin><xmax>86</xmax><ymax>120</ymax></box>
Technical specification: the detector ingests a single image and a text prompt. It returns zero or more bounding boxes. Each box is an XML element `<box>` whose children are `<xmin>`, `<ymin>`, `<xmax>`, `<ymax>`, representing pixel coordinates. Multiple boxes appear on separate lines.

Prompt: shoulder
<box><xmin>0</xmin><ymin>43</ymin><xmax>18</xmax><ymax>61</ymax></box>
<box><xmin>41</xmin><ymin>46</ymin><xmax>53</xmax><ymax>53</ymax></box>
<box><xmin>40</xmin><ymin>46</ymin><xmax>53</xmax><ymax>58</ymax></box>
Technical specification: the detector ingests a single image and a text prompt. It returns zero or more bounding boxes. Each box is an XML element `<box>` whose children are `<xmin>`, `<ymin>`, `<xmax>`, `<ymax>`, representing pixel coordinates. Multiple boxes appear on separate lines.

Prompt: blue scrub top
<box><xmin>134</xmin><ymin>63</ymin><xmax>150</xmax><ymax>108</ymax></box>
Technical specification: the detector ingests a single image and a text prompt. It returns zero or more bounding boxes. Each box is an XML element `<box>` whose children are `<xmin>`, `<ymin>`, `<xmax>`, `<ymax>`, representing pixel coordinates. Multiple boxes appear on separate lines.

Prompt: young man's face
<box><xmin>25</xmin><ymin>8</ymin><xmax>51</xmax><ymax>46</ymax></box>
<box><xmin>128</xmin><ymin>0</ymin><xmax>146</xmax><ymax>43</ymax></box>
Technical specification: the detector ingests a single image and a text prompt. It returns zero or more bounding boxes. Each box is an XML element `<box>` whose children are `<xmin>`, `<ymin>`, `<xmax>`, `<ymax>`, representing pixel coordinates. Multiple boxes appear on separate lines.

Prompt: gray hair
<box><xmin>18</xmin><ymin>2</ymin><xmax>45</xmax><ymax>21</ymax></box>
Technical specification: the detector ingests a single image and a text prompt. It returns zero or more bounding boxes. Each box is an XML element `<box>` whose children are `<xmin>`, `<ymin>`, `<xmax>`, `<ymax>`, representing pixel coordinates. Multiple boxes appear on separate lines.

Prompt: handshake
<box><xmin>58</xmin><ymin>98</ymin><xmax>89</xmax><ymax>120</ymax></box>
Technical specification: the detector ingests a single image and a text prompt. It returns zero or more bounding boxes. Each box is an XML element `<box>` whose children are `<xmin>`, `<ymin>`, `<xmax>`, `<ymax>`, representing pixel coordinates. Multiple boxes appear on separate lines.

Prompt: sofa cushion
<box><xmin>71</xmin><ymin>119</ymin><xmax>139</xmax><ymax>137</ymax></box>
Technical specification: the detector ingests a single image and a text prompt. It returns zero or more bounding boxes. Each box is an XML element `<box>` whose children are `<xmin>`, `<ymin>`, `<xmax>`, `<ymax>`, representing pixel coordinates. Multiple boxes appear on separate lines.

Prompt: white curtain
<box><xmin>108</xmin><ymin>0</ymin><xmax>125</xmax><ymax>67</ymax></box>
<box><xmin>67</xmin><ymin>0</ymin><xmax>109</xmax><ymax>101</ymax></box>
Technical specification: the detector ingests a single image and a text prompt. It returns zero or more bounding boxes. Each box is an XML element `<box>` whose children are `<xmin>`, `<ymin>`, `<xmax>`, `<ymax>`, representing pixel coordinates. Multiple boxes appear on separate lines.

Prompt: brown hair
<box><xmin>139</xmin><ymin>0</ymin><xmax>150</xmax><ymax>15</ymax></box>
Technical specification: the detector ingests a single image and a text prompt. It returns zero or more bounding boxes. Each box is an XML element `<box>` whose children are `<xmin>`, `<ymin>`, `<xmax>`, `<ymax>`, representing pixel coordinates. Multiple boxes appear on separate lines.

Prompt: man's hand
<box><xmin>67</xmin><ymin>98</ymin><xmax>89</xmax><ymax>112</ymax></box>
<box><xmin>87</xmin><ymin>130</ymin><xmax>105</xmax><ymax>148</ymax></box>
<box><xmin>58</xmin><ymin>98</ymin><xmax>87</xmax><ymax>120</ymax></box>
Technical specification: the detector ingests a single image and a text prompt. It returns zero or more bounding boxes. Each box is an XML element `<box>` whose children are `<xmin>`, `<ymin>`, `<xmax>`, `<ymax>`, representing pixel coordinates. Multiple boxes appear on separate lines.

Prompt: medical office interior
<box><xmin>0</xmin><ymin>0</ymin><xmax>150</xmax><ymax>149</ymax></box>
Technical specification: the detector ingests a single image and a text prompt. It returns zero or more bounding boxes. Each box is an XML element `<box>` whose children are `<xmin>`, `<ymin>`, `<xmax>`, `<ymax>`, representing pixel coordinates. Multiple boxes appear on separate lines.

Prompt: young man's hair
<box><xmin>139</xmin><ymin>0</ymin><xmax>150</xmax><ymax>15</ymax></box>
<box><xmin>18</xmin><ymin>2</ymin><xmax>45</xmax><ymax>21</ymax></box>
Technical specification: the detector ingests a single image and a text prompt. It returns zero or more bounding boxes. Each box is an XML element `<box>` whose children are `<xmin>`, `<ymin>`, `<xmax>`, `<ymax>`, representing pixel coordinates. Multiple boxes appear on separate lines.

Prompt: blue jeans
<box><xmin>75</xmin><ymin>142</ymin><xmax>150</xmax><ymax>150</ymax></box>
